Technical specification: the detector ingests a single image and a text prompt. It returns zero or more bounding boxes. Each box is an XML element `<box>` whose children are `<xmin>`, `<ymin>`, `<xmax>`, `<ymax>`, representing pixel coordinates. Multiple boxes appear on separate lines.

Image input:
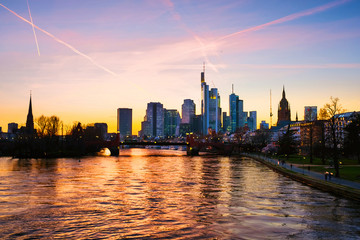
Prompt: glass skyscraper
<box><xmin>181</xmin><ymin>99</ymin><xmax>195</xmax><ymax>124</ymax></box>
<box><xmin>117</xmin><ymin>108</ymin><xmax>132</xmax><ymax>139</ymax></box>
<box><xmin>145</xmin><ymin>102</ymin><xmax>164</xmax><ymax>138</ymax></box>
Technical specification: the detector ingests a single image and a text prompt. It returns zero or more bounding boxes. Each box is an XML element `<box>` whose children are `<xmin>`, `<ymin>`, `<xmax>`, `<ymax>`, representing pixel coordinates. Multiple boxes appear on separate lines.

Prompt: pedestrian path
<box><xmin>243</xmin><ymin>153</ymin><xmax>360</xmax><ymax>190</ymax></box>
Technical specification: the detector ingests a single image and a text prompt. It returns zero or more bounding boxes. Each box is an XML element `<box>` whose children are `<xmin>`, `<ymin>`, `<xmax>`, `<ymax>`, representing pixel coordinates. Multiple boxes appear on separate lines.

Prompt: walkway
<box><xmin>242</xmin><ymin>153</ymin><xmax>360</xmax><ymax>190</ymax></box>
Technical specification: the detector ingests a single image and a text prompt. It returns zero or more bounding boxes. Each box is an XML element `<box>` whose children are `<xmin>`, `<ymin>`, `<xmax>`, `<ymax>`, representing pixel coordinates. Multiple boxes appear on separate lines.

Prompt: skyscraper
<box><xmin>145</xmin><ymin>102</ymin><xmax>164</xmax><ymax>138</ymax></box>
<box><xmin>201</xmin><ymin>68</ymin><xmax>209</xmax><ymax>135</ymax></box>
<box><xmin>209</xmin><ymin>88</ymin><xmax>220</xmax><ymax>132</ymax></box>
<box><xmin>164</xmin><ymin>109</ymin><xmax>180</xmax><ymax>137</ymax></box>
<box><xmin>248</xmin><ymin>111</ymin><xmax>257</xmax><ymax>131</ymax></box>
<box><xmin>277</xmin><ymin>86</ymin><xmax>291</xmax><ymax>126</ymax></box>
<box><xmin>201</xmin><ymin>65</ymin><xmax>221</xmax><ymax>134</ymax></box>
<box><xmin>229</xmin><ymin>87</ymin><xmax>245</xmax><ymax>132</ymax></box>
<box><xmin>229</xmin><ymin>92</ymin><xmax>239</xmax><ymax>132</ymax></box>
<box><xmin>181</xmin><ymin>99</ymin><xmax>195</xmax><ymax>124</ymax></box>
<box><xmin>117</xmin><ymin>108</ymin><xmax>132</xmax><ymax>139</ymax></box>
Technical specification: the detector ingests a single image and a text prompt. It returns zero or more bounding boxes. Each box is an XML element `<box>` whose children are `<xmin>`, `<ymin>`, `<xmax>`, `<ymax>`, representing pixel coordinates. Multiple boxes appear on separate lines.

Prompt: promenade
<box><xmin>242</xmin><ymin>153</ymin><xmax>360</xmax><ymax>201</ymax></box>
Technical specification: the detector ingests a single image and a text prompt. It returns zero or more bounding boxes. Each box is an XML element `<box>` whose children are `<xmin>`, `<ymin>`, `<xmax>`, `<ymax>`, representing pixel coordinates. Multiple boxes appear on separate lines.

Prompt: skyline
<box><xmin>1</xmin><ymin>0</ymin><xmax>359</xmax><ymax>134</ymax></box>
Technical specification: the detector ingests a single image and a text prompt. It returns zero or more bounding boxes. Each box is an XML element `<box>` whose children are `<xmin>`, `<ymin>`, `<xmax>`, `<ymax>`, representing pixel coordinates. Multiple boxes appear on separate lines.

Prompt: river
<box><xmin>0</xmin><ymin>149</ymin><xmax>359</xmax><ymax>239</ymax></box>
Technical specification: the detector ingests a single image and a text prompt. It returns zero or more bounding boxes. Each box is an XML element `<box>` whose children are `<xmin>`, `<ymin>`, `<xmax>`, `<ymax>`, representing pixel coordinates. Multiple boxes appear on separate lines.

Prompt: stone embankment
<box><xmin>242</xmin><ymin>153</ymin><xmax>360</xmax><ymax>202</ymax></box>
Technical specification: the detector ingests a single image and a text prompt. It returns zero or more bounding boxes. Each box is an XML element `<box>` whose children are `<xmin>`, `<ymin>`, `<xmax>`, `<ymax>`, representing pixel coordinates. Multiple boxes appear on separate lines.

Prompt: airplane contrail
<box><xmin>27</xmin><ymin>0</ymin><xmax>40</xmax><ymax>56</ymax></box>
<box><xmin>217</xmin><ymin>0</ymin><xmax>351</xmax><ymax>42</ymax></box>
<box><xmin>0</xmin><ymin>2</ymin><xmax>119</xmax><ymax>78</ymax></box>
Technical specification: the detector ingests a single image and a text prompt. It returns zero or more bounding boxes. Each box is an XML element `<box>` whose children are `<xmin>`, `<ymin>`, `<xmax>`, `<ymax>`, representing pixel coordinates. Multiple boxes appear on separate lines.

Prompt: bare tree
<box><xmin>319</xmin><ymin>97</ymin><xmax>345</xmax><ymax>177</ymax></box>
<box><xmin>36</xmin><ymin>115</ymin><xmax>48</xmax><ymax>138</ymax></box>
<box><xmin>46</xmin><ymin>116</ymin><xmax>61</xmax><ymax>137</ymax></box>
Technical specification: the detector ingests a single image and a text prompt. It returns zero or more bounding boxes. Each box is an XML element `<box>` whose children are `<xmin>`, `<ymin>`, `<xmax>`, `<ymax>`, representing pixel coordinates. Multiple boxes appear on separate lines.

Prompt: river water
<box><xmin>0</xmin><ymin>149</ymin><xmax>359</xmax><ymax>239</ymax></box>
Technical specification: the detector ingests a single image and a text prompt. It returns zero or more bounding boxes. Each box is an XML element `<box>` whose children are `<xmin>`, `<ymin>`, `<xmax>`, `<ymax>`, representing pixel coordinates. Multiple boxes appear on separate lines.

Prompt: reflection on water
<box><xmin>0</xmin><ymin>149</ymin><xmax>359</xmax><ymax>239</ymax></box>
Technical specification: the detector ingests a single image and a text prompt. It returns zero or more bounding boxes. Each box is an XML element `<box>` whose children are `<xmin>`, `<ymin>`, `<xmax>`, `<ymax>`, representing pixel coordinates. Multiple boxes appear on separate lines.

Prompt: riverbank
<box><xmin>242</xmin><ymin>153</ymin><xmax>360</xmax><ymax>202</ymax></box>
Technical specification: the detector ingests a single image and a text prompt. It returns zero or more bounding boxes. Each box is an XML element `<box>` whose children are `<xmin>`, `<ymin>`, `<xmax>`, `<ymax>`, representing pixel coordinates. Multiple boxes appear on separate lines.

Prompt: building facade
<box><xmin>145</xmin><ymin>102</ymin><xmax>164</xmax><ymax>138</ymax></box>
<box><xmin>117</xmin><ymin>108</ymin><xmax>132</xmax><ymax>139</ymax></box>
<box><xmin>181</xmin><ymin>99</ymin><xmax>195</xmax><ymax>124</ymax></box>
<box><xmin>304</xmin><ymin>106</ymin><xmax>317</xmax><ymax>121</ymax></box>
<box><xmin>277</xmin><ymin>87</ymin><xmax>291</xmax><ymax>126</ymax></box>
<box><xmin>164</xmin><ymin>109</ymin><xmax>180</xmax><ymax>137</ymax></box>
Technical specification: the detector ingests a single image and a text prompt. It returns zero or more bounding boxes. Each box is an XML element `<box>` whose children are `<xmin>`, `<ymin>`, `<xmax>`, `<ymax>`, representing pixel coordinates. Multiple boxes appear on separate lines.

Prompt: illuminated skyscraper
<box><xmin>209</xmin><ymin>88</ymin><xmax>221</xmax><ymax>132</ymax></box>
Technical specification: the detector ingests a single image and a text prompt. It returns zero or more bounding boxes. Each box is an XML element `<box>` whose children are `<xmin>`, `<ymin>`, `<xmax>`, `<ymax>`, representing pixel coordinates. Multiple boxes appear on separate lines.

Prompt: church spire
<box><xmin>282</xmin><ymin>85</ymin><xmax>286</xmax><ymax>99</ymax></box>
<box><xmin>26</xmin><ymin>92</ymin><xmax>34</xmax><ymax>132</ymax></box>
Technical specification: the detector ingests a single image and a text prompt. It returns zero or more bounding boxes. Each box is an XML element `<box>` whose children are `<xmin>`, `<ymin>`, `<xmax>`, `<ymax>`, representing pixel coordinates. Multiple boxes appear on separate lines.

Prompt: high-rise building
<box><xmin>304</xmin><ymin>106</ymin><xmax>317</xmax><ymax>121</ymax></box>
<box><xmin>201</xmin><ymin>66</ymin><xmax>221</xmax><ymax>134</ymax></box>
<box><xmin>277</xmin><ymin>86</ymin><xmax>291</xmax><ymax>126</ymax></box>
<box><xmin>8</xmin><ymin>123</ymin><xmax>18</xmax><ymax>134</ymax></box>
<box><xmin>191</xmin><ymin>115</ymin><xmax>202</xmax><ymax>135</ymax></box>
<box><xmin>209</xmin><ymin>88</ymin><xmax>221</xmax><ymax>132</ymax></box>
<box><xmin>145</xmin><ymin>102</ymin><xmax>164</xmax><ymax>138</ymax></box>
<box><xmin>248</xmin><ymin>111</ymin><xmax>257</xmax><ymax>131</ymax></box>
<box><xmin>238</xmin><ymin>99</ymin><xmax>245</xmax><ymax>127</ymax></box>
<box><xmin>181</xmin><ymin>99</ymin><xmax>195</xmax><ymax>124</ymax></box>
<box><xmin>117</xmin><ymin>108</ymin><xmax>132</xmax><ymax>139</ymax></box>
<box><xmin>201</xmin><ymin>69</ymin><xmax>210</xmax><ymax>135</ymax></box>
<box><xmin>164</xmin><ymin>109</ymin><xmax>180</xmax><ymax>137</ymax></box>
<box><xmin>229</xmin><ymin>92</ymin><xmax>239</xmax><ymax>132</ymax></box>
<box><xmin>222</xmin><ymin>112</ymin><xmax>230</xmax><ymax>133</ymax></box>
<box><xmin>229</xmin><ymin>88</ymin><xmax>245</xmax><ymax>132</ymax></box>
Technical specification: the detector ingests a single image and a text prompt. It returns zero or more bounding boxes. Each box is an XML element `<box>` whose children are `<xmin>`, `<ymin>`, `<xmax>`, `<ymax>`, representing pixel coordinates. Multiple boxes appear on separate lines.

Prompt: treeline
<box><xmin>0</xmin><ymin>115</ymin><xmax>110</xmax><ymax>158</ymax></box>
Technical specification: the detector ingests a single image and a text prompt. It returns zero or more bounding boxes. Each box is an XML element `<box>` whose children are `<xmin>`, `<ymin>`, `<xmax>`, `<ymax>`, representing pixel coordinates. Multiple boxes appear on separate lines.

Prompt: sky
<box><xmin>1</xmin><ymin>0</ymin><xmax>359</xmax><ymax>134</ymax></box>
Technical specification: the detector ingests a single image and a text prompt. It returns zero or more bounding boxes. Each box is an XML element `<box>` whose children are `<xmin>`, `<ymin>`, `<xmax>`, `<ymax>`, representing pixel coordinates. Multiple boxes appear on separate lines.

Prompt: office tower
<box><xmin>164</xmin><ymin>109</ymin><xmax>180</xmax><ymax>137</ymax></box>
<box><xmin>94</xmin><ymin>123</ymin><xmax>108</xmax><ymax>140</ymax></box>
<box><xmin>209</xmin><ymin>88</ymin><xmax>220</xmax><ymax>132</ymax></box>
<box><xmin>229</xmin><ymin>86</ymin><xmax>245</xmax><ymax>132</ymax></box>
<box><xmin>201</xmin><ymin>68</ymin><xmax>209</xmax><ymax>135</ymax></box>
<box><xmin>222</xmin><ymin>112</ymin><xmax>230</xmax><ymax>132</ymax></box>
<box><xmin>140</xmin><ymin>120</ymin><xmax>151</xmax><ymax>138</ymax></box>
<box><xmin>249</xmin><ymin>111</ymin><xmax>257</xmax><ymax>131</ymax></box>
<box><xmin>181</xmin><ymin>99</ymin><xmax>195</xmax><ymax>124</ymax></box>
<box><xmin>229</xmin><ymin>92</ymin><xmax>239</xmax><ymax>132</ymax></box>
<box><xmin>304</xmin><ymin>106</ymin><xmax>317</xmax><ymax>121</ymax></box>
<box><xmin>8</xmin><ymin>123</ymin><xmax>18</xmax><ymax>134</ymax></box>
<box><xmin>146</xmin><ymin>102</ymin><xmax>164</xmax><ymax>138</ymax></box>
<box><xmin>117</xmin><ymin>108</ymin><xmax>132</xmax><ymax>139</ymax></box>
<box><xmin>191</xmin><ymin>115</ymin><xmax>202</xmax><ymax>135</ymax></box>
<box><xmin>238</xmin><ymin>99</ymin><xmax>245</xmax><ymax>128</ymax></box>
<box><xmin>277</xmin><ymin>86</ymin><xmax>291</xmax><ymax>125</ymax></box>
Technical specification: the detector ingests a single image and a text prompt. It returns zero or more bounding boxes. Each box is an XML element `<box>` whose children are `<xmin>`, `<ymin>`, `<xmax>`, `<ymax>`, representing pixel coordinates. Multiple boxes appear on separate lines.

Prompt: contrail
<box><xmin>0</xmin><ymin>2</ymin><xmax>119</xmax><ymax>77</ymax></box>
<box><xmin>27</xmin><ymin>0</ymin><xmax>40</xmax><ymax>56</ymax></box>
<box><xmin>218</xmin><ymin>0</ymin><xmax>351</xmax><ymax>42</ymax></box>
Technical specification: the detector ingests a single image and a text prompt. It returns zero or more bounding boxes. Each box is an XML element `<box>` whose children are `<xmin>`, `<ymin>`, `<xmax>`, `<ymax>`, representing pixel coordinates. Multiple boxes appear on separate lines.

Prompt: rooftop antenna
<box><xmin>270</xmin><ymin>89</ymin><xmax>273</xmax><ymax>127</ymax></box>
<box><xmin>232</xmin><ymin>84</ymin><xmax>234</xmax><ymax>94</ymax></box>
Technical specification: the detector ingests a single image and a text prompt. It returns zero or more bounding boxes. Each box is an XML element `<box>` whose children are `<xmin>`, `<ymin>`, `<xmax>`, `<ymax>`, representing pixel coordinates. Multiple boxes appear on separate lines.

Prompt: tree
<box><xmin>319</xmin><ymin>97</ymin><xmax>345</xmax><ymax>177</ymax></box>
<box><xmin>344</xmin><ymin>113</ymin><xmax>360</xmax><ymax>163</ymax></box>
<box><xmin>278</xmin><ymin>125</ymin><xmax>297</xmax><ymax>157</ymax></box>
<box><xmin>36</xmin><ymin>115</ymin><xmax>48</xmax><ymax>138</ymax></box>
<box><xmin>252</xmin><ymin>129</ymin><xmax>272</xmax><ymax>151</ymax></box>
<box><xmin>46</xmin><ymin>116</ymin><xmax>61</xmax><ymax>137</ymax></box>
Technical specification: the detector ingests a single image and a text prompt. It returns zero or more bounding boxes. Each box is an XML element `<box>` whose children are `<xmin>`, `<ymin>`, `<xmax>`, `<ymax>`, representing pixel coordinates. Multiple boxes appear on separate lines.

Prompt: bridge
<box><xmin>91</xmin><ymin>134</ymin><xmax>236</xmax><ymax>156</ymax></box>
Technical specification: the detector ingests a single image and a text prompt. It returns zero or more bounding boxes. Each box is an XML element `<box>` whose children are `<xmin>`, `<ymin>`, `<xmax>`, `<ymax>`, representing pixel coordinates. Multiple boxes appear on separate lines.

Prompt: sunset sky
<box><xmin>1</xmin><ymin>0</ymin><xmax>359</xmax><ymax>134</ymax></box>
